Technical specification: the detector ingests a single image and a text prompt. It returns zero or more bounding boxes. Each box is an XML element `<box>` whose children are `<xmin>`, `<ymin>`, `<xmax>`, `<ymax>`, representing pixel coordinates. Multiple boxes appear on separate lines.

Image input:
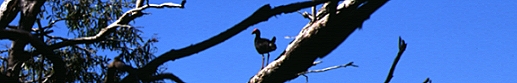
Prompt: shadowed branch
<box><xmin>384</xmin><ymin>37</ymin><xmax>408</xmax><ymax>83</ymax></box>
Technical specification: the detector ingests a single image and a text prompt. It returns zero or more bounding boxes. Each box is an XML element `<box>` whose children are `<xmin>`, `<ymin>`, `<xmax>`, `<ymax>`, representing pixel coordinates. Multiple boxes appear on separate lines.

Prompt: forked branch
<box><xmin>384</xmin><ymin>37</ymin><xmax>408</xmax><ymax>83</ymax></box>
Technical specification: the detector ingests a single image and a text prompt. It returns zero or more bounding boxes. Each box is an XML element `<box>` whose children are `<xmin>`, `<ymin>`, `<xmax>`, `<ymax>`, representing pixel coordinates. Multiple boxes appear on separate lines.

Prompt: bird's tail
<box><xmin>270</xmin><ymin>36</ymin><xmax>277</xmax><ymax>50</ymax></box>
<box><xmin>271</xmin><ymin>36</ymin><xmax>276</xmax><ymax>43</ymax></box>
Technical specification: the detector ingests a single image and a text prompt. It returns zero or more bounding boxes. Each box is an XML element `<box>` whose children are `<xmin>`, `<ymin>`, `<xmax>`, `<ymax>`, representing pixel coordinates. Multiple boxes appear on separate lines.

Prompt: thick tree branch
<box><xmin>0</xmin><ymin>0</ymin><xmax>19</xmax><ymax>30</ymax></box>
<box><xmin>120</xmin><ymin>0</ymin><xmax>333</xmax><ymax>82</ymax></box>
<box><xmin>0</xmin><ymin>29</ymin><xmax>66</xmax><ymax>82</ymax></box>
<box><xmin>18</xmin><ymin>0</ymin><xmax>45</xmax><ymax>31</ymax></box>
<box><xmin>4</xmin><ymin>0</ymin><xmax>59</xmax><ymax>82</ymax></box>
<box><xmin>384</xmin><ymin>37</ymin><xmax>407</xmax><ymax>83</ymax></box>
<box><xmin>249</xmin><ymin>0</ymin><xmax>388</xmax><ymax>82</ymax></box>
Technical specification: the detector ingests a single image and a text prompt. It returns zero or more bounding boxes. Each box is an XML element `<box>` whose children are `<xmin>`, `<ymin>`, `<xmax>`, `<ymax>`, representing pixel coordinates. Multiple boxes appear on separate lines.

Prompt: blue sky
<box><xmin>136</xmin><ymin>0</ymin><xmax>517</xmax><ymax>83</ymax></box>
<box><xmin>2</xmin><ymin>0</ymin><xmax>517</xmax><ymax>83</ymax></box>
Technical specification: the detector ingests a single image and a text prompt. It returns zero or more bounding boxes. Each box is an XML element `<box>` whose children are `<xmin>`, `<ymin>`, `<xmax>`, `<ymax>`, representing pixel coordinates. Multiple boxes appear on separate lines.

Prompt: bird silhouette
<box><xmin>252</xmin><ymin>28</ymin><xmax>277</xmax><ymax>69</ymax></box>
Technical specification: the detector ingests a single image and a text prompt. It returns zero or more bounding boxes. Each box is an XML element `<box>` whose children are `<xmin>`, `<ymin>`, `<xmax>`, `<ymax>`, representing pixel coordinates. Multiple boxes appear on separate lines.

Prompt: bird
<box><xmin>252</xmin><ymin>28</ymin><xmax>277</xmax><ymax>69</ymax></box>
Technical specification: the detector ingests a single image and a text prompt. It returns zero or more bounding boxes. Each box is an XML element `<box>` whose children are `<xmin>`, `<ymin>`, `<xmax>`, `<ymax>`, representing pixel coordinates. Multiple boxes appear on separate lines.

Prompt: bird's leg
<box><xmin>261</xmin><ymin>54</ymin><xmax>265</xmax><ymax>69</ymax></box>
<box><xmin>266</xmin><ymin>53</ymin><xmax>270</xmax><ymax>66</ymax></box>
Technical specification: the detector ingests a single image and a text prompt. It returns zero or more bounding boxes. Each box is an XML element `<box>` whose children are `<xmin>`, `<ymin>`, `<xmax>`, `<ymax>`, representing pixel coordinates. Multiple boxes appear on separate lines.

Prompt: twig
<box><xmin>384</xmin><ymin>36</ymin><xmax>407</xmax><ymax>83</ymax></box>
<box><xmin>0</xmin><ymin>56</ymin><xmax>7</xmax><ymax>61</ymax></box>
<box><xmin>297</xmin><ymin>62</ymin><xmax>357</xmax><ymax>83</ymax></box>
<box><xmin>0</xmin><ymin>49</ymin><xmax>7</xmax><ymax>53</ymax></box>
<box><xmin>423</xmin><ymin>77</ymin><xmax>431</xmax><ymax>83</ymax></box>
<box><xmin>312</xmin><ymin>61</ymin><xmax>322</xmax><ymax>66</ymax></box>
<box><xmin>147</xmin><ymin>2</ymin><xmax>185</xmax><ymax>9</ymax></box>
<box><xmin>301</xmin><ymin>74</ymin><xmax>309</xmax><ymax>83</ymax></box>
<box><xmin>7</xmin><ymin>19</ymin><xmax>62</xmax><ymax>32</ymax></box>
<box><xmin>41</xmin><ymin>19</ymin><xmax>64</xmax><ymax>29</ymax></box>
<box><xmin>299</xmin><ymin>62</ymin><xmax>358</xmax><ymax>74</ymax></box>
<box><xmin>113</xmin><ymin>24</ymin><xmax>133</xmax><ymax>28</ymax></box>
<box><xmin>298</xmin><ymin>11</ymin><xmax>313</xmax><ymax>21</ymax></box>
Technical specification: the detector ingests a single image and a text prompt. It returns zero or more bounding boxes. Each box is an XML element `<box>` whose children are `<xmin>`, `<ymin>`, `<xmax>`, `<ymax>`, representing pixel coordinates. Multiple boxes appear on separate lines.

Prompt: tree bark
<box><xmin>0</xmin><ymin>0</ymin><xmax>19</xmax><ymax>30</ymax></box>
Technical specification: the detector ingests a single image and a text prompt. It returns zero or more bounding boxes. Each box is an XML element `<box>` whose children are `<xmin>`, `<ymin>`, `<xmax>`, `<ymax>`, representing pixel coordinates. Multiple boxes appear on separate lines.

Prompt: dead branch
<box><xmin>384</xmin><ymin>37</ymin><xmax>407</xmax><ymax>83</ymax></box>
<box><xmin>300</xmin><ymin>62</ymin><xmax>358</xmax><ymax>74</ymax></box>
<box><xmin>249</xmin><ymin>0</ymin><xmax>388</xmax><ymax>82</ymax></box>
<box><xmin>423</xmin><ymin>77</ymin><xmax>431</xmax><ymax>83</ymax></box>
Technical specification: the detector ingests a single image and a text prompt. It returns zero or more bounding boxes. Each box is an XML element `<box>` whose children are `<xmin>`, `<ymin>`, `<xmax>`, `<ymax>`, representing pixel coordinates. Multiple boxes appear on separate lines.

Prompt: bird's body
<box><xmin>252</xmin><ymin>28</ymin><xmax>277</xmax><ymax>69</ymax></box>
<box><xmin>254</xmin><ymin>37</ymin><xmax>276</xmax><ymax>54</ymax></box>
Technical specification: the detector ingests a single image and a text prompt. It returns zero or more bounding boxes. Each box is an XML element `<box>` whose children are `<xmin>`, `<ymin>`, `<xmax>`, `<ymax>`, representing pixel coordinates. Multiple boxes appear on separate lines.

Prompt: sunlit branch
<box><xmin>0</xmin><ymin>0</ymin><xmax>20</xmax><ymax>30</ymax></box>
<box><xmin>249</xmin><ymin>0</ymin><xmax>388</xmax><ymax>82</ymax></box>
<box><xmin>299</xmin><ymin>62</ymin><xmax>357</xmax><ymax>75</ymax></box>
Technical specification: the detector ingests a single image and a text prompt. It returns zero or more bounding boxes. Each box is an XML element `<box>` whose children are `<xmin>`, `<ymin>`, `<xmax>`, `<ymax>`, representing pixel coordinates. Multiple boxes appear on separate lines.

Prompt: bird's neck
<box><xmin>254</xmin><ymin>33</ymin><xmax>261</xmax><ymax>39</ymax></box>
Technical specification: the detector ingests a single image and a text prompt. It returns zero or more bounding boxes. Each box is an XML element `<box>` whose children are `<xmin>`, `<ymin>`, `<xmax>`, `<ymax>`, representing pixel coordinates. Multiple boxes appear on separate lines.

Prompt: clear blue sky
<box><xmin>2</xmin><ymin>0</ymin><xmax>516</xmax><ymax>83</ymax></box>
<box><xmin>135</xmin><ymin>0</ymin><xmax>517</xmax><ymax>83</ymax></box>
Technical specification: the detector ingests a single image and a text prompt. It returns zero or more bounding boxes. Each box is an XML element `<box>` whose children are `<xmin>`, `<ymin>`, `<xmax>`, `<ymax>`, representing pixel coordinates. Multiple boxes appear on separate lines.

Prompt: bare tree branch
<box><xmin>142</xmin><ymin>73</ymin><xmax>185</xmax><ymax>83</ymax></box>
<box><xmin>384</xmin><ymin>37</ymin><xmax>407</xmax><ymax>83</ymax></box>
<box><xmin>249</xmin><ymin>0</ymin><xmax>388</xmax><ymax>82</ymax></box>
<box><xmin>299</xmin><ymin>62</ymin><xmax>358</xmax><ymax>74</ymax></box>
<box><xmin>40</xmin><ymin>18</ymin><xmax>64</xmax><ymax>30</ymax></box>
<box><xmin>297</xmin><ymin>62</ymin><xmax>357</xmax><ymax>83</ymax></box>
<box><xmin>0</xmin><ymin>49</ymin><xmax>7</xmax><ymax>53</ymax></box>
<box><xmin>423</xmin><ymin>77</ymin><xmax>431</xmax><ymax>83</ymax></box>
<box><xmin>120</xmin><ymin>0</ymin><xmax>335</xmax><ymax>82</ymax></box>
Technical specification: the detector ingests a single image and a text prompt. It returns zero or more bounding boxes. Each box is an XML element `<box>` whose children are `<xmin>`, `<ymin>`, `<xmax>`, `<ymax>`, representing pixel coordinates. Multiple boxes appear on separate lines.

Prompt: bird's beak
<box><xmin>252</xmin><ymin>28</ymin><xmax>258</xmax><ymax>35</ymax></box>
